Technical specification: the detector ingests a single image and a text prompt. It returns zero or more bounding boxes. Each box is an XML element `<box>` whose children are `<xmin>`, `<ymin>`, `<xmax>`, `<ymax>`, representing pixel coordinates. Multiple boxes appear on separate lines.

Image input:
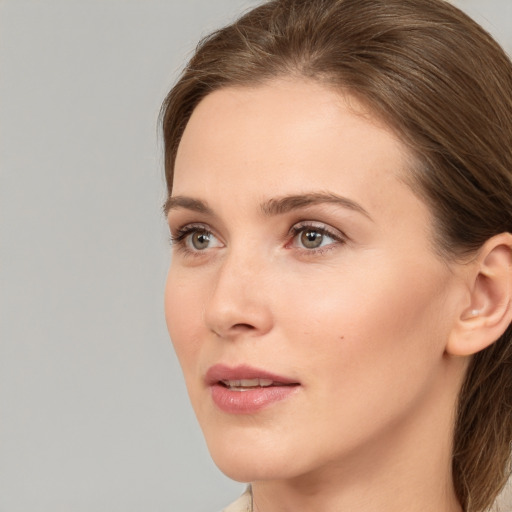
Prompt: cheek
<box><xmin>281</xmin><ymin>257</ymin><xmax>451</xmax><ymax>392</ymax></box>
<box><xmin>164</xmin><ymin>269</ymin><xmax>204</xmax><ymax>369</ymax></box>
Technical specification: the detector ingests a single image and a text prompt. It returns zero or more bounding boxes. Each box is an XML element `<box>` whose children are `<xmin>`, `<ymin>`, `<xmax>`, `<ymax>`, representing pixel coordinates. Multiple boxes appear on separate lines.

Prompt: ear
<box><xmin>447</xmin><ymin>233</ymin><xmax>512</xmax><ymax>357</ymax></box>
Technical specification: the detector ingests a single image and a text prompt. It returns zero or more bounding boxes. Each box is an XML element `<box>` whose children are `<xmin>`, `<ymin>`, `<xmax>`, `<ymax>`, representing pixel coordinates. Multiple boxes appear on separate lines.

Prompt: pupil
<box><xmin>301</xmin><ymin>230</ymin><xmax>322</xmax><ymax>248</ymax></box>
<box><xmin>192</xmin><ymin>231</ymin><xmax>210</xmax><ymax>250</ymax></box>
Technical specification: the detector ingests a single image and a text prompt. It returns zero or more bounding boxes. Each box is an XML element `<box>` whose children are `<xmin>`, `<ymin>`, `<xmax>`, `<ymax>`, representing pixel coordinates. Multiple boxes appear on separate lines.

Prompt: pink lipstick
<box><xmin>206</xmin><ymin>364</ymin><xmax>300</xmax><ymax>414</ymax></box>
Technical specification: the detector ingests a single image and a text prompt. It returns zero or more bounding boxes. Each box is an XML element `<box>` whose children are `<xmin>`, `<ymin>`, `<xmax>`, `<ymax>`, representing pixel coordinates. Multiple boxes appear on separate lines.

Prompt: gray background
<box><xmin>0</xmin><ymin>1</ymin><xmax>510</xmax><ymax>511</ymax></box>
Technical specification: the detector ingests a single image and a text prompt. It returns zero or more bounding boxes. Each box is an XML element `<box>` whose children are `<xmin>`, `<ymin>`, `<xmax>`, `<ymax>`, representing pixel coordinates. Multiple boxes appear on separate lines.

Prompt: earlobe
<box><xmin>447</xmin><ymin>233</ymin><xmax>512</xmax><ymax>357</ymax></box>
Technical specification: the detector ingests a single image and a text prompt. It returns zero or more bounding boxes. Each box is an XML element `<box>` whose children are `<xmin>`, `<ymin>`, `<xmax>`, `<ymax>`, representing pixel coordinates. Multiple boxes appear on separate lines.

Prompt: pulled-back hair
<box><xmin>161</xmin><ymin>1</ymin><xmax>512</xmax><ymax>510</ymax></box>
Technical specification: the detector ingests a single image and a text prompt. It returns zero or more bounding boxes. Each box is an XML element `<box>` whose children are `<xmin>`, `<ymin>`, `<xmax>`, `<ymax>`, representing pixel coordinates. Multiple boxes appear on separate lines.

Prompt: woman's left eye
<box><xmin>289</xmin><ymin>224</ymin><xmax>343</xmax><ymax>251</ymax></box>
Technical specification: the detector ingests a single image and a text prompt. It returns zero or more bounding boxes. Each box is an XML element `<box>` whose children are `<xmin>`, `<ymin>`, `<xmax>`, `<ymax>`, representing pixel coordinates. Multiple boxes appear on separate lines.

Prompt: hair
<box><xmin>160</xmin><ymin>0</ymin><xmax>512</xmax><ymax>510</ymax></box>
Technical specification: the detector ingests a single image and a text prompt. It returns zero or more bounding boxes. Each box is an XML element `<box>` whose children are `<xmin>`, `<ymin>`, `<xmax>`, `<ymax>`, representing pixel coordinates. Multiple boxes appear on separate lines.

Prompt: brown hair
<box><xmin>161</xmin><ymin>0</ymin><xmax>512</xmax><ymax>510</ymax></box>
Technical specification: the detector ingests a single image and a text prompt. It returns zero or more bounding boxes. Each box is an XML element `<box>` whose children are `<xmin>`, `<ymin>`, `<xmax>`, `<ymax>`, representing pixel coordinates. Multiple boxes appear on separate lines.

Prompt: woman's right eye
<box><xmin>170</xmin><ymin>226</ymin><xmax>222</xmax><ymax>253</ymax></box>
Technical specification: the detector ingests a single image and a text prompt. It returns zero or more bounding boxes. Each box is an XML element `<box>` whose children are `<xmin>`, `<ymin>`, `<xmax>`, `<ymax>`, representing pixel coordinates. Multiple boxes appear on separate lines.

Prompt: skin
<box><xmin>164</xmin><ymin>80</ymin><xmax>469</xmax><ymax>512</ymax></box>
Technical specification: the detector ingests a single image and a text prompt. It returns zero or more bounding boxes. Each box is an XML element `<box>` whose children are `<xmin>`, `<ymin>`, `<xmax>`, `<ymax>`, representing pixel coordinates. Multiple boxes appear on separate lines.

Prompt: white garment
<box><xmin>221</xmin><ymin>487</ymin><xmax>252</xmax><ymax>512</ymax></box>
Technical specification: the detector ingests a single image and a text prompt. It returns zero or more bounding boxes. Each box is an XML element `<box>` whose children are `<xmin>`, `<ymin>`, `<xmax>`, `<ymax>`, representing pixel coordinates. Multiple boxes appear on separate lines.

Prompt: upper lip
<box><xmin>205</xmin><ymin>364</ymin><xmax>300</xmax><ymax>386</ymax></box>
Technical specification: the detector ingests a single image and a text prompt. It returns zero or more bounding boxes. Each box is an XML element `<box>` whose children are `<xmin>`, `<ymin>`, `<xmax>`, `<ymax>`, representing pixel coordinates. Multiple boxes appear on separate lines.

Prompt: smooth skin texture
<box><xmin>165</xmin><ymin>80</ymin><xmax>511</xmax><ymax>512</ymax></box>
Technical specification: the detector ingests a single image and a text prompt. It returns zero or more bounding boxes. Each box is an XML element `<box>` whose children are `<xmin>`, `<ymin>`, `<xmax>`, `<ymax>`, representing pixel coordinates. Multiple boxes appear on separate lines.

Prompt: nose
<box><xmin>203</xmin><ymin>251</ymin><xmax>274</xmax><ymax>340</ymax></box>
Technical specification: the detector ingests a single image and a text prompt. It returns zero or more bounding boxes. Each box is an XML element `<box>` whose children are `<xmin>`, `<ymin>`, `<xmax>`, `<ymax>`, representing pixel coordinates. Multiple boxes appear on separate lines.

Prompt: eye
<box><xmin>289</xmin><ymin>222</ymin><xmax>345</xmax><ymax>252</ymax></box>
<box><xmin>170</xmin><ymin>225</ymin><xmax>222</xmax><ymax>253</ymax></box>
<box><xmin>299</xmin><ymin>228</ymin><xmax>330</xmax><ymax>249</ymax></box>
<box><xmin>189</xmin><ymin>229</ymin><xmax>214</xmax><ymax>250</ymax></box>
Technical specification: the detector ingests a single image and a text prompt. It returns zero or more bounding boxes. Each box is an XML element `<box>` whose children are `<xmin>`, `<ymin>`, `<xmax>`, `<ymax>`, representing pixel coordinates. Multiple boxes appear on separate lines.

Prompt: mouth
<box><xmin>219</xmin><ymin>378</ymin><xmax>297</xmax><ymax>391</ymax></box>
<box><xmin>205</xmin><ymin>364</ymin><xmax>300</xmax><ymax>414</ymax></box>
<box><xmin>206</xmin><ymin>364</ymin><xmax>300</xmax><ymax>387</ymax></box>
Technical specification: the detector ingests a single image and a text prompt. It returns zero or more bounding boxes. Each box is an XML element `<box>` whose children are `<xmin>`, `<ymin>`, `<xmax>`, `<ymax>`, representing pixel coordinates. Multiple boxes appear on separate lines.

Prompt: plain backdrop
<box><xmin>0</xmin><ymin>1</ymin><xmax>510</xmax><ymax>511</ymax></box>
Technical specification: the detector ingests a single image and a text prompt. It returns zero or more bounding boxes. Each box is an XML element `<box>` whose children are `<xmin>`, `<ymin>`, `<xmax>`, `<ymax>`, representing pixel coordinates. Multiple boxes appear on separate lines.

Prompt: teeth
<box><xmin>221</xmin><ymin>378</ymin><xmax>275</xmax><ymax>390</ymax></box>
<box><xmin>240</xmin><ymin>379</ymin><xmax>259</xmax><ymax>387</ymax></box>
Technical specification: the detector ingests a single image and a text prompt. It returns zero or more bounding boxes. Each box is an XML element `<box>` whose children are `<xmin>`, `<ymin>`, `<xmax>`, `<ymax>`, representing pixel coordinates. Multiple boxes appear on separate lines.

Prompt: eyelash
<box><xmin>169</xmin><ymin>222</ymin><xmax>346</xmax><ymax>257</ymax></box>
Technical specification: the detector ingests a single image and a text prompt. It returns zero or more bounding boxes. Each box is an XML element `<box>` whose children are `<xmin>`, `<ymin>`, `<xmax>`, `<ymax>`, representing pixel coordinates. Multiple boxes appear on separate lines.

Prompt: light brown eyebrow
<box><xmin>260</xmin><ymin>192</ymin><xmax>373</xmax><ymax>220</ymax></box>
<box><xmin>164</xmin><ymin>196</ymin><xmax>214</xmax><ymax>216</ymax></box>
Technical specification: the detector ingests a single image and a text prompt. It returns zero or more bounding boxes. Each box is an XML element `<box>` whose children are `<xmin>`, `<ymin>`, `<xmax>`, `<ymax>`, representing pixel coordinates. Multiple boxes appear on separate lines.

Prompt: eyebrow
<box><xmin>260</xmin><ymin>192</ymin><xmax>372</xmax><ymax>220</ymax></box>
<box><xmin>165</xmin><ymin>192</ymin><xmax>372</xmax><ymax>220</ymax></box>
<box><xmin>165</xmin><ymin>196</ymin><xmax>214</xmax><ymax>216</ymax></box>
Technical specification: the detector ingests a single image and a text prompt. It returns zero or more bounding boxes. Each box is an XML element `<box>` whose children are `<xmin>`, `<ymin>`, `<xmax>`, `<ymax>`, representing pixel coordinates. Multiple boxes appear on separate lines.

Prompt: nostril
<box><xmin>232</xmin><ymin>323</ymin><xmax>256</xmax><ymax>331</ymax></box>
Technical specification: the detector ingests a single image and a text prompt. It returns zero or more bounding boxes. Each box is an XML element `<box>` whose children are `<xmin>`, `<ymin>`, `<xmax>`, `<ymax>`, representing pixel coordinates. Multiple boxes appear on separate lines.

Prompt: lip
<box><xmin>205</xmin><ymin>364</ymin><xmax>299</xmax><ymax>385</ymax></box>
<box><xmin>206</xmin><ymin>364</ymin><xmax>300</xmax><ymax>415</ymax></box>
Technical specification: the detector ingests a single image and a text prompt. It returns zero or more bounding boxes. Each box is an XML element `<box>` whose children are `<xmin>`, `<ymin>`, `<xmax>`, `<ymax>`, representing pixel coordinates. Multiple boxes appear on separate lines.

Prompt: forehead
<box><xmin>176</xmin><ymin>81</ymin><xmax>404</xmax><ymax>187</ymax></box>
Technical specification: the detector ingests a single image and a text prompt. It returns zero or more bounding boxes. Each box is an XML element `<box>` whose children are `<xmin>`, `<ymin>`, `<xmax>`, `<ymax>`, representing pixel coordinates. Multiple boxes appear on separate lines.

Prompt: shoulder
<box><xmin>220</xmin><ymin>487</ymin><xmax>252</xmax><ymax>512</ymax></box>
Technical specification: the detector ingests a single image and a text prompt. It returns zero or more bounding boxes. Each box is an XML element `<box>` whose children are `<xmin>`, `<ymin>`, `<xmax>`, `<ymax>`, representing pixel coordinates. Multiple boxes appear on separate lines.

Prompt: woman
<box><xmin>161</xmin><ymin>0</ymin><xmax>512</xmax><ymax>511</ymax></box>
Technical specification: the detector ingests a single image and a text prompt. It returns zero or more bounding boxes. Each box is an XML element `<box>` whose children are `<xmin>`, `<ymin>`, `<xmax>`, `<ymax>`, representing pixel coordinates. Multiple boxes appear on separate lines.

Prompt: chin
<box><xmin>214</xmin><ymin>459</ymin><xmax>263</xmax><ymax>483</ymax></box>
<box><xmin>213</xmin><ymin>453</ymin><xmax>296</xmax><ymax>483</ymax></box>
<box><xmin>203</xmin><ymin>426</ymin><xmax>303</xmax><ymax>483</ymax></box>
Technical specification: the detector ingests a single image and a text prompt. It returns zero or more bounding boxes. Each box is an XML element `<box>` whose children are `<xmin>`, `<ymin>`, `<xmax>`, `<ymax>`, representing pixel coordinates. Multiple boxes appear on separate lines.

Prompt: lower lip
<box><xmin>210</xmin><ymin>383</ymin><xmax>299</xmax><ymax>414</ymax></box>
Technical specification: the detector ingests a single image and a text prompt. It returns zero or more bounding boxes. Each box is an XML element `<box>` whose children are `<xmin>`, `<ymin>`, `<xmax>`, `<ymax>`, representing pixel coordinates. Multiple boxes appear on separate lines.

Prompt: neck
<box><xmin>251</xmin><ymin>361</ymin><xmax>465</xmax><ymax>512</ymax></box>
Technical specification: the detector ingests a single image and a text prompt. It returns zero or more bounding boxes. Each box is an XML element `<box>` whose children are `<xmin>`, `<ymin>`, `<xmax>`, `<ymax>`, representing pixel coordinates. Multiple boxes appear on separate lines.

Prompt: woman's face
<box><xmin>165</xmin><ymin>80</ymin><xmax>465</xmax><ymax>483</ymax></box>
